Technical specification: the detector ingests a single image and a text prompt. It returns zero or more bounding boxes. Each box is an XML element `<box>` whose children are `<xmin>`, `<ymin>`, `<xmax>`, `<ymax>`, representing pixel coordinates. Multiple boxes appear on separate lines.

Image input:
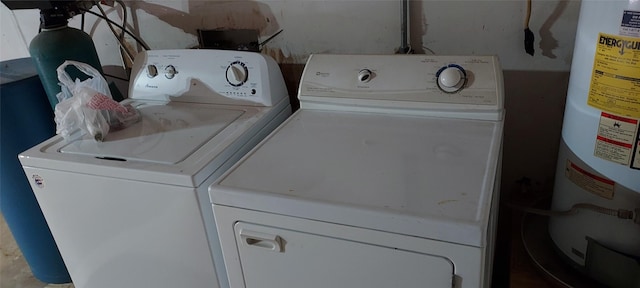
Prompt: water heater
<box><xmin>549</xmin><ymin>0</ymin><xmax>640</xmax><ymax>286</ymax></box>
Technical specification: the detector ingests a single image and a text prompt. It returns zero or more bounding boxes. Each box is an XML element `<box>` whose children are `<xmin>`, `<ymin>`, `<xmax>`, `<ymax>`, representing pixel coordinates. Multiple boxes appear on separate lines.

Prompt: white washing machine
<box><xmin>18</xmin><ymin>49</ymin><xmax>291</xmax><ymax>288</ymax></box>
<box><xmin>210</xmin><ymin>54</ymin><xmax>504</xmax><ymax>288</ymax></box>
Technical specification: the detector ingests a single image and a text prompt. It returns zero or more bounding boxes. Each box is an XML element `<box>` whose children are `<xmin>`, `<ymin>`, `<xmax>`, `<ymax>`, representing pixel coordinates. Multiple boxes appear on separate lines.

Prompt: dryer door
<box><xmin>233</xmin><ymin>222</ymin><xmax>455</xmax><ymax>288</ymax></box>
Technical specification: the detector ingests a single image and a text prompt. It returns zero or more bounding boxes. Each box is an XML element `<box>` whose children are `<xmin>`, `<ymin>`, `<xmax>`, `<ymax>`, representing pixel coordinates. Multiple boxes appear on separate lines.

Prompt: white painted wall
<box><xmin>1</xmin><ymin>0</ymin><xmax>579</xmax><ymax>71</ymax></box>
<box><xmin>1</xmin><ymin>8</ymin><xmax>38</xmax><ymax>61</ymax></box>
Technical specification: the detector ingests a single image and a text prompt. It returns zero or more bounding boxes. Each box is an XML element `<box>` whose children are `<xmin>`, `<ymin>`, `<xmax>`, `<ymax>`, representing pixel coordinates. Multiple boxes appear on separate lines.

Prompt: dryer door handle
<box><xmin>239</xmin><ymin>229</ymin><xmax>283</xmax><ymax>252</ymax></box>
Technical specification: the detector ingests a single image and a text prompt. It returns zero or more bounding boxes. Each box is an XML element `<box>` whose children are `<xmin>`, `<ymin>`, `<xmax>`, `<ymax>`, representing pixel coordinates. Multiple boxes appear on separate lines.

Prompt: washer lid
<box><xmin>211</xmin><ymin>109</ymin><xmax>503</xmax><ymax>247</ymax></box>
<box><xmin>19</xmin><ymin>99</ymin><xmax>285</xmax><ymax>187</ymax></box>
<box><xmin>59</xmin><ymin>101</ymin><xmax>244</xmax><ymax>164</ymax></box>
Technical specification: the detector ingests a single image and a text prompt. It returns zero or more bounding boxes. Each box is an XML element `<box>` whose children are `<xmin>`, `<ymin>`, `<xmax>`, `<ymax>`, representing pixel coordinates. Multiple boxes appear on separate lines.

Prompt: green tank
<box><xmin>29</xmin><ymin>9</ymin><xmax>104</xmax><ymax>110</ymax></box>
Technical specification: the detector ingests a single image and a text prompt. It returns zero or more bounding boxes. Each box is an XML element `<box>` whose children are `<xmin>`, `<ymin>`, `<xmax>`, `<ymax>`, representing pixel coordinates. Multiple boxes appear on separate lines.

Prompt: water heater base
<box><xmin>521</xmin><ymin>211</ymin><xmax>604</xmax><ymax>288</ymax></box>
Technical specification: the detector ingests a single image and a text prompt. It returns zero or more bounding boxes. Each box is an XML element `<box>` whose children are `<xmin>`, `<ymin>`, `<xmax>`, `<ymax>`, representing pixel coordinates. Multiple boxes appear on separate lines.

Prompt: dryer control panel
<box><xmin>128</xmin><ymin>50</ymin><xmax>287</xmax><ymax>107</ymax></box>
<box><xmin>299</xmin><ymin>54</ymin><xmax>504</xmax><ymax>120</ymax></box>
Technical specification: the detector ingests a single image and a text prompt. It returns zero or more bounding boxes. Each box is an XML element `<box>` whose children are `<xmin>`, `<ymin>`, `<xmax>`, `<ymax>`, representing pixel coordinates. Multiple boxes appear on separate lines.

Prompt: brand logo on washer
<box><xmin>32</xmin><ymin>175</ymin><xmax>44</xmax><ymax>188</ymax></box>
<box><xmin>315</xmin><ymin>72</ymin><xmax>330</xmax><ymax>77</ymax></box>
<box><xmin>145</xmin><ymin>84</ymin><xmax>158</xmax><ymax>89</ymax></box>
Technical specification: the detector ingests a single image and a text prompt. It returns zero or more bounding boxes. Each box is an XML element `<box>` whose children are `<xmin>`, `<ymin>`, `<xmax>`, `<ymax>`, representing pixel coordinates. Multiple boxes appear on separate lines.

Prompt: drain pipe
<box><xmin>397</xmin><ymin>0</ymin><xmax>412</xmax><ymax>54</ymax></box>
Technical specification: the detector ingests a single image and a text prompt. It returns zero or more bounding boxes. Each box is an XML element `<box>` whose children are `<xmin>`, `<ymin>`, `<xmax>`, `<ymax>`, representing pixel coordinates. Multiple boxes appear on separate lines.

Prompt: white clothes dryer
<box><xmin>19</xmin><ymin>49</ymin><xmax>291</xmax><ymax>288</ymax></box>
<box><xmin>210</xmin><ymin>54</ymin><xmax>504</xmax><ymax>288</ymax></box>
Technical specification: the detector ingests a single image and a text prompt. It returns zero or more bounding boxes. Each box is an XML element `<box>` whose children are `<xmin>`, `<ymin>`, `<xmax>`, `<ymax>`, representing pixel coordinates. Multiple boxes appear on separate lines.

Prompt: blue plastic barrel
<box><xmin>0</xmin><ymin>58</ymin><xmax>71</xmax><ymax>284</ymax></box>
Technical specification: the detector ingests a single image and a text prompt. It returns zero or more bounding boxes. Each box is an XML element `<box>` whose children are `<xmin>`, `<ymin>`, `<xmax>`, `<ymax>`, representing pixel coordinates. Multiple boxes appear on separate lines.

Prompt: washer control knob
<box><xmin>358</xmin><ymin>69</ymin><xmax>373</xmax><ymax>83</ymax></box>
<box><xmin>147</xmin><ymin>65</ymin><xmax>158</xmax><ymax>78</ymax></box>
<box><xmin>226</xmin><ymin>61</ymin><xmax>248</xmax><ymax>87</ymax></box>
<box><xmin>436</xmin><ymin>65</ymin><xmax>467</xmax><ymax>93</ymax></box>
<box><xmin>164</xmin><ymin>65</ymin><xmax>177</xmax><ymax>79</ymax></box>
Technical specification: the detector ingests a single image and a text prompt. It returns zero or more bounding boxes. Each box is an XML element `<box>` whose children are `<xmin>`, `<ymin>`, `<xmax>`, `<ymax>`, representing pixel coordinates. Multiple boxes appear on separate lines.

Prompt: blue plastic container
<box><xmin>0</xmin><ymin>57</ymin><xmax>71</xmax><ymax>284</ymax></box>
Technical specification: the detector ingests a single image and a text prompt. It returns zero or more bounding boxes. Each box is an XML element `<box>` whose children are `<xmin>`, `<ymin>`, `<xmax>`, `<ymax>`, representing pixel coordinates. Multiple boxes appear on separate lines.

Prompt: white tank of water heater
<box><xmin>549</xmin><ymin>0</ymin><xmax>640</xmax><ymax>286</ymax></box>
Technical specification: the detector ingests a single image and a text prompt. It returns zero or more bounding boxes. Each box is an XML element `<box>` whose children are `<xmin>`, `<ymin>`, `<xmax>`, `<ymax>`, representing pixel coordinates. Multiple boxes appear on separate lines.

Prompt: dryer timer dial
<box><xmin>436</xmin><ymin>64</ymin><xmax>467</xmax><ymax>93</ymax></box>
<box><xmin>358</xmin><ymin>69</ymin><xmax>373</xmax><ymax>83</ymax></box>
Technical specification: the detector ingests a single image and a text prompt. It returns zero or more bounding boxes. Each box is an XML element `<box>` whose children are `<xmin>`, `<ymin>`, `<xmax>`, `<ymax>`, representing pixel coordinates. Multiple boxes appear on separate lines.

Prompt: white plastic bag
<box><xmin>54</xmin><ymin>60</ymin><xmax>140</xmax><ymax>141</ymax></box>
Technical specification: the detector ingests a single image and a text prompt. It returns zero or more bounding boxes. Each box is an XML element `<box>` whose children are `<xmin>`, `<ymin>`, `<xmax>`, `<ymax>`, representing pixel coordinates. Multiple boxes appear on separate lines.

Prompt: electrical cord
<box><xmin>524</xmin><ymin>0</ymin><xmax>532</xmax><ymax>30</ymax></box>
<box><xmin>506</xmin><ymin>201</ymin><xmax>636</xmax><ymax>221</ymax></box>
<box><xmin>103</xmin><ymin>73</ymin><xmax>128</xmax><ymax>82</ymax></box>
<box><xmin>9</xmin><ymin>9</ymin><xmax>30</xmax><ymax>48</ymax></box>
<box><xmin>95</xmin><ymin>3</ymin><xmax>135</xmax><ymax>63</ymax></box>
<box><xmin>115</xmin><ymin>0</ymin><xmax>127</xmax><ymax>44</ymax></box>
<box><xmin>258</xmin><ymin>29</ymin><xmax>283</xmax><ymax>50</ymax></box>
<box><xmin>80</xmin><ymin>8</ymin><xmax>150</xmax><ymax>50</ymax></box>
<box><xmin>405</xmin><ymin>45</ymin><xmax>414</xmax><ymax>54</ymax></box>
<box><xmin>524</xmin><ymin>0</ymin><xmax>535</xmax><ymax>55</ymax></box>
<box><xmin>100</xmin><ymin>1</ymin><xmax>133</xmax><ymax>68</ymax></box>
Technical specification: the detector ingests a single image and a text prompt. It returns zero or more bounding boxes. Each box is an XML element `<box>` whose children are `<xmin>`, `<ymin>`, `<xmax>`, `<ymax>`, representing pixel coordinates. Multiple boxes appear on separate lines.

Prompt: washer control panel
<box><xmin>129</xmin><ymin>49</ymin><xmax>286</xmax><ymax>106</ymax></box>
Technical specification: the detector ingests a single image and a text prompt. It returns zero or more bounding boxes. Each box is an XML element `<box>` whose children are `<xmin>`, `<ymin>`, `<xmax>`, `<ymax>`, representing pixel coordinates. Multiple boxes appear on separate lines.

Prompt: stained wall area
<box><xmin>3</xmin><ymin>1</ymin><xmax>579</xmax><ymax>69</ymax></box>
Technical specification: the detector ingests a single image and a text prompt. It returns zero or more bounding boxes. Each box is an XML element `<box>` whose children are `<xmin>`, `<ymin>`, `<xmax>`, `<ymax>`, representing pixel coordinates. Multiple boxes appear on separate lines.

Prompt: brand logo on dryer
<box><xmin>145</xmin><ymin>84</ymin><xmax>159</xmax><ymax>89</ymax></box>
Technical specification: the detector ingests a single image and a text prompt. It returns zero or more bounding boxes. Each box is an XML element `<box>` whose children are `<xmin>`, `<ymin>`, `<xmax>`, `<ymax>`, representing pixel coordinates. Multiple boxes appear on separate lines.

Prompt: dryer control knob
<box><xmin>226</xmin><ymin>61</ymin><xmax>248</xmax><ymax>87</ymax></box>
<box><xmin>436</xmin><ymin>65</ymin><xmax>467</xmax><ymax>93</ymax></box>
<box><xmin>358</xmin><ymin>69</ymin><xmax>373</xmax><ymax>83</ymax></box>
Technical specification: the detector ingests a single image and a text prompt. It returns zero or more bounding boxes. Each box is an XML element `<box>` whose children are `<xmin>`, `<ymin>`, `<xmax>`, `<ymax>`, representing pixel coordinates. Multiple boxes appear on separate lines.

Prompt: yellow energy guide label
<box><xmin>587</xmin><ymin>33</ymin><xmax>640</xmax><ymax>118</ymax></box>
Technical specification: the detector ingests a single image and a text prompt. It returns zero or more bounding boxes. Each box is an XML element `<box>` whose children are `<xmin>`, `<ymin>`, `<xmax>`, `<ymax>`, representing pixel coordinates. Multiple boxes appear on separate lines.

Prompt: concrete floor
<box><xmin>0</xmin><ymin>214</ymin><xmax>73</xmax><ymax>288</ymax></box>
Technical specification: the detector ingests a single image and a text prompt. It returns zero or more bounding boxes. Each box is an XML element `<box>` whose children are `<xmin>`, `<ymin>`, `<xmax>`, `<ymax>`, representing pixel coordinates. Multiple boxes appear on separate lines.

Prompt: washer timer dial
<box><xmin>436</xmin><ymin>64</ymin><xmax>467</xmax><ymax>93</ymax></box>
<box><xmin>226</xmin><ymin>61</ymin><xmax>249</xmax><ymax>87</ymax></box>
<box><xmin>164</xmin><ymin>65</ymin><xmax>177</xmax><ymax>79</ymax></box>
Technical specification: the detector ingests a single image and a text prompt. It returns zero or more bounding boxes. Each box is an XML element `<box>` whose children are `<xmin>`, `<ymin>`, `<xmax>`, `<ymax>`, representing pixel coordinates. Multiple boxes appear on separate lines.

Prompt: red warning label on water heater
<box><xmin>565</xmin><ymin>160</ymin><xmax>615</xmax><ymax>199</ymax></box>
<box><xmin>594</xmin><ymin>112</ymin><xmax>638</xmax><ymax>165</ymax></box>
